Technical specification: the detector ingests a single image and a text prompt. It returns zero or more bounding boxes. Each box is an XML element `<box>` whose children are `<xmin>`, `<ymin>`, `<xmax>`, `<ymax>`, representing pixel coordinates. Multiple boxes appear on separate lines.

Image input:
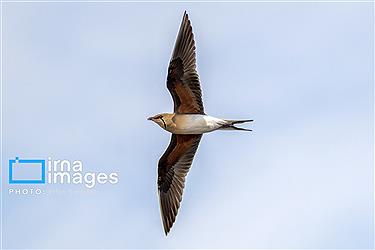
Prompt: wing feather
<box><xmin>166</xmin><ymin>12</ymin><xmax>204</xmax><ymax>114</ymax></box>
<box><xmin>157</xmin><ymin>134</ymin><xmax>202</xmax><ymax>235</ymax></box>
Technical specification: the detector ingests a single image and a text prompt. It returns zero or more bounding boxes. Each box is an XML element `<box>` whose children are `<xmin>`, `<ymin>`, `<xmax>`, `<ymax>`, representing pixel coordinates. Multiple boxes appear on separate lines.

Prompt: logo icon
<box><xmin>9</xmin><ymin>157</ymin><xmax>46</xmax><ymax>184</ymax></box>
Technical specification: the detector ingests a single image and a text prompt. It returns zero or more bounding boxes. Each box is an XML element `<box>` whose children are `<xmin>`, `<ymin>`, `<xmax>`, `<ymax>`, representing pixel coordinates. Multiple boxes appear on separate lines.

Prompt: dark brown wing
<box><xmin>158</xmin><ymin>134</ymin><xmax>202</xmax><ymax>235</ymax></box>
<box><xmin>167</xmin><ymin>11</ymin><xmax>204</xmax><ymax>114</ymax></box>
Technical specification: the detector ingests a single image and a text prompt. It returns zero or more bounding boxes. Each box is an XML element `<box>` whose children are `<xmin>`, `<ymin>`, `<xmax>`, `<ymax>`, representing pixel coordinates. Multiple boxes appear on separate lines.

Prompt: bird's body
<box><xmin>170</xmin><ymin>114</ymin><xmax>227</xmax><ymax>134</ymax></box>
<box><xmin>148</xmin><ymin>11</ymin><xmax>253</xmax><ymax>235</ymax></box>
<box><xmin>150</xmin><ymin>113</ymin><xmax>228</xmax><ymax>134</ymax></box>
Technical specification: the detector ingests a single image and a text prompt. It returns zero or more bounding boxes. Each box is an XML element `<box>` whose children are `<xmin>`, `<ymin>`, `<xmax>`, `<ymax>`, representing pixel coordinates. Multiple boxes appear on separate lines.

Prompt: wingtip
<box><xmin>163</xmin><ymin>220</ymin><xmax>171</xmax><ymax>236</ymax></box>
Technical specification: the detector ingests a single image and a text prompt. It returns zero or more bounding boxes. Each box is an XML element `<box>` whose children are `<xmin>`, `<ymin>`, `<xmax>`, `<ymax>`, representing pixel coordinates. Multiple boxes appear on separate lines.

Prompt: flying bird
<box><xmin>148</xmin><ymin>11</ymin><xmax>253</xmax><ymax>235</ymax></box>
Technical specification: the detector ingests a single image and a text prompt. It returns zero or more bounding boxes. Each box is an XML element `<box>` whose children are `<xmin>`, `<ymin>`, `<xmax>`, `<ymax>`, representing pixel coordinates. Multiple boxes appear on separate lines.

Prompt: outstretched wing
<box><xmin>158</xmin><ymin>134</ymin><xmax>202</xmax><ymax>235</ymax></box>
<box><xmin>167</xmin><ymin>11</ymin><xmax>204</xmax><ymax>114</ymax></box>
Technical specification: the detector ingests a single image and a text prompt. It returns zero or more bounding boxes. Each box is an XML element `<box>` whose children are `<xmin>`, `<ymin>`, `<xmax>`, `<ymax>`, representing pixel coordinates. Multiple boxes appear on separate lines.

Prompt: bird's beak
<box><xmin>147</xmin><ymin>117</ymin><xmax>153</xmax><ymax>121</ymax></box>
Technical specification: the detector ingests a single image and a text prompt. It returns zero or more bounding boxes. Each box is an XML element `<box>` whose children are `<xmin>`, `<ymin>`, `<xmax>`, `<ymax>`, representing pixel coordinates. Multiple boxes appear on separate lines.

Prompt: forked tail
<box><xmin>220</xmin><ymin>119</ymin><xmax>253</xmax><ymax>131</ymax></box>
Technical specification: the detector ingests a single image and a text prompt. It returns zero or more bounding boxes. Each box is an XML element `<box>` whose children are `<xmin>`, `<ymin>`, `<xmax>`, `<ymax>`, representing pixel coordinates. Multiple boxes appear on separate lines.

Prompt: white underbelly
<box><xmin>169</xmin><ymin>114</ymin><xmax>226</xmax><ymax>134</ymax></box>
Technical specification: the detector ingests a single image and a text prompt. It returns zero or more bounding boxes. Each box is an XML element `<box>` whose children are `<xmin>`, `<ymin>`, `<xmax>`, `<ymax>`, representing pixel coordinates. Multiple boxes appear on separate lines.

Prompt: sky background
<box><xmin>1</xmin><ymin>2</ymin><xmax>374</xmax><ymax>249</ymax></box>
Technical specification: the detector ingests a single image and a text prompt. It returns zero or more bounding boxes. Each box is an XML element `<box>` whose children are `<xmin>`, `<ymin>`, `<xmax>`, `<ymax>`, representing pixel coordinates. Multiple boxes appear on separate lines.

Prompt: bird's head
<box><xmin>147</xmin><ymin>113</ymin><xmax>169</xmax><ymax>129</ymax></box>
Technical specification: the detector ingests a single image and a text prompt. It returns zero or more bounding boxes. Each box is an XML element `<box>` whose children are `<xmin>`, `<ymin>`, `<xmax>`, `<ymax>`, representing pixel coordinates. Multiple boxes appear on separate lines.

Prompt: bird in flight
<box><xmin>148</xmin><ymin>11</ymin><xmax>253</xmax><ymax>235</ymax></box>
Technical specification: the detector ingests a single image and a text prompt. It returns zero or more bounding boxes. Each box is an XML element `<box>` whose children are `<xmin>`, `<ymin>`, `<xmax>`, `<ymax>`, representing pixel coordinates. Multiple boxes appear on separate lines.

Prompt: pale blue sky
<box><xmin>1</xmin><ymin>2</ymin><xmax>374</xmax><ymax>249</ymax></box>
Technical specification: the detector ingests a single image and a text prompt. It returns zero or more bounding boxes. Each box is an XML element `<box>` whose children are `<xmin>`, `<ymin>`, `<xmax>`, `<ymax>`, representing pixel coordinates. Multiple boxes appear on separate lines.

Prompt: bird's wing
<box><xmin>167</xmin><ymin>12</ymin><xmax>204</xmax><ymax>114</ymax></box>
<box><xmin>158</xmin><ymin>134</ymin><xmax>202</xmax><ymax>235</ymax></box>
